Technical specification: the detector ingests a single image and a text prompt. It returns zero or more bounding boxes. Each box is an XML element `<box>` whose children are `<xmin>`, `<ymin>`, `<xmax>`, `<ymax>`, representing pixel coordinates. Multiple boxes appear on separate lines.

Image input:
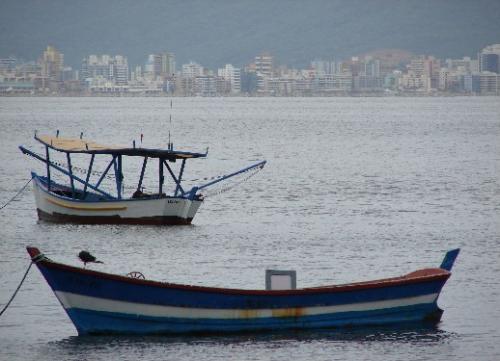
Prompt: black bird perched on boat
<box><xmin>78</xmin><ymin>251</ymin><xmax>103</xmax><ymax>267</ymax></box>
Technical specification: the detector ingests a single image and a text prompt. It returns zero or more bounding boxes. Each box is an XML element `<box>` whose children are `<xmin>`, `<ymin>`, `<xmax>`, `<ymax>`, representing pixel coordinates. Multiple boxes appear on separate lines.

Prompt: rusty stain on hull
<box><xmin>272</xmin><ymin>307</ymin><xmax>305</xmax><ymax>318</ymax></box>
<box><xmin>239</xmin><ymin>309</ymin><xmax>259</xmax><ymax>319</ymax></box>
<box><xmin>238</xmin><ymin>308</ymin><xmax>305</xmax><ymax>319</ymax></box>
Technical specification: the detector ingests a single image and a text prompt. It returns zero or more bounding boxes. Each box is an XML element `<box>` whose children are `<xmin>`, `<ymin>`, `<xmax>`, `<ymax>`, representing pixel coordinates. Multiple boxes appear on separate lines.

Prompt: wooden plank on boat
<box><xmin>38</xmin><ymin>135</ymin><xmax>120</xmax><ymax>152</ymax></box>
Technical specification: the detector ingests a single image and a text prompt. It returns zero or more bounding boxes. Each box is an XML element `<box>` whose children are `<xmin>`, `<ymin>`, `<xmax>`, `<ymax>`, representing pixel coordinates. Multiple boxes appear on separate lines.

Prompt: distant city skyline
<box><xmin>0</xmin><ymin>45</ymin><xmax>496</xmax><ymax>74</ymax></box>
<box><xmin>3</xmin><ymin>43</ymin><xmax>499</xmax><ymax>73</ymax></box>
<box><xmin>1</xmin><ymin>42</ymin><xmax>499</xmax><ymax>96</ymax></box>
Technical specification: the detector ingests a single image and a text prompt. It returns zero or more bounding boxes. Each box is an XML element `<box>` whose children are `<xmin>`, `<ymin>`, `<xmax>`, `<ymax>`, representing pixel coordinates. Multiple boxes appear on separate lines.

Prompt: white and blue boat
<box><xmin>27</xmin><ymin>247</ymin><xmax>459</xmax><ymax>335</ymax></box>
<box><xmin>19</xmin><ymin>133</ymin><xmax>265</xmax><ymax>225</ymax></box>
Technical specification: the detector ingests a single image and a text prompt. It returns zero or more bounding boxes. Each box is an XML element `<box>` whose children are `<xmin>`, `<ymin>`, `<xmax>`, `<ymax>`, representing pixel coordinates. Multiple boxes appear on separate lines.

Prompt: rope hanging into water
<box><xmin>0</xmin><ymin>260</ymin><xmax>34</xmax><ymax>318</ymax></box>
<box><xmin>0</xmin><ymin>177</ymin><xmax>33</xmax><ymax>210</ymax></box>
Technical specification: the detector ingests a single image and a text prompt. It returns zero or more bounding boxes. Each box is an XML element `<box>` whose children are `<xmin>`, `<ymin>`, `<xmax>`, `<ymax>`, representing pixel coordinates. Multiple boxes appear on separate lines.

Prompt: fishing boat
<box><xmin>26</xmin><ymin>247</ymin><xmax>459</xmax><ymax>335</ymax></box>
<box><xmin>19</xmin><ymin>133</ymin><xmax>266</xmax><ymax>225</ymax></box>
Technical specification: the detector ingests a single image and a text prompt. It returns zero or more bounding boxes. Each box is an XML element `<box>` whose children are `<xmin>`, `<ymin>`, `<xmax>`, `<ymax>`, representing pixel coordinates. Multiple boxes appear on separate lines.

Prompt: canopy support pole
<box><xmin>175</xmin><ymin>159</ymin><xmax>186</xmax><ymax>196</ymax></box>
<box><xmin>163</xmin><ymin>160</ymin><xmax>185</xmax><ymax>196</ymax></box>
<box><xmin>66</xmin><ymin>153</ymin><xmax>75</xmax><ymax>198</ymax></box>
<box><xmin>158</xmin><ymin>158</ymin><xmax>164</xmax><ymax>197</ymax></box>
<box><xmin>95</xmin><ymin>156</ymin><xmax>116</xmax><ymax>189</ymax></box>
<box><xmin>45</xmin><ymin>145</ymin><xmax>51</xmax><ymax>192</ymax></box>
<box><xmin>137</xmin><ymin>157</ymin><xmax>148</xmax><ymax>192</ymax></box>
<box><xmin>82</xmin><ymin>154</ymin><xmax>95</xmax><ymax>199</ymax></box>
<box><xmin>115</xmin><ymin>155</ymin><xmax>123</xmax><ymax>199</ymax></box>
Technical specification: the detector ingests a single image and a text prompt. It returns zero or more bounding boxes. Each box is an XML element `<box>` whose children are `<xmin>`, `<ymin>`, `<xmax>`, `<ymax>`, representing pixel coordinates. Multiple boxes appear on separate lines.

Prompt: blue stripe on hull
<box><xmin>39</xmin><ymin>266</ymin><xmax>447</xmax><ymax>309</ymax></box>
<box><xmin>67</xmin><ymin>303</ymin><xmax>441</xmax><ymax>335</ymax></box>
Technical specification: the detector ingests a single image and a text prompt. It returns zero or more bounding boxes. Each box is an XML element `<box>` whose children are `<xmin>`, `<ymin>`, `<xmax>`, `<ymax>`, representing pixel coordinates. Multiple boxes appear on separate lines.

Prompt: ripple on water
<box><xmin>0</xmin><ymin>97</ymin><xmax>499</xmax><ymax>361</ymax></box>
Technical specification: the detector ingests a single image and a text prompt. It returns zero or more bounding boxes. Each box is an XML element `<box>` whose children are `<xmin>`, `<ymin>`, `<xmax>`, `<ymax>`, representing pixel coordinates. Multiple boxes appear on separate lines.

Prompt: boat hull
<box><xmin>27</xmin><ymin>247</ymin><xmax>453</xmax><ymax>336</ymax></box>
<box><xmin>60</xmin><ymin>292</ymin><xmax>442</xmax><ymax>335</ymax></box>
<box><xmin>32</xmin><ymin>175</ymin><xmax>202</xmax><ymax>225</ymax></box>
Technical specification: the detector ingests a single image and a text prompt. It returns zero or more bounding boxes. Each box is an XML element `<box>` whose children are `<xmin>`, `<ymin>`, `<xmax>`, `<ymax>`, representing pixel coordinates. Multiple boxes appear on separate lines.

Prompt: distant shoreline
<box><xmin>0</xmin><ymin>93</ymin><xmax>493</xmax><ymax>98</ymax></box>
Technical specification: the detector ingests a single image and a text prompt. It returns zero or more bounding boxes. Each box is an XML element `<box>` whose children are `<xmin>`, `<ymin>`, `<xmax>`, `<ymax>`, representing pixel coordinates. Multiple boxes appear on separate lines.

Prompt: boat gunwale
<box><xmin>27</xmin><ymin>247</ymin><xmax>451</xmax><ymax>297</ymax></box>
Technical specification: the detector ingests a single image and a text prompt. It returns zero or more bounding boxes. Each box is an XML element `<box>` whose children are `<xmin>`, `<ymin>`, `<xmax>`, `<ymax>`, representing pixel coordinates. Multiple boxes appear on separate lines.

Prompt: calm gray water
<box><xmin>0</xmin><ymin>97</ymin><xmax>499</xmax><ymax>360</ymax></box>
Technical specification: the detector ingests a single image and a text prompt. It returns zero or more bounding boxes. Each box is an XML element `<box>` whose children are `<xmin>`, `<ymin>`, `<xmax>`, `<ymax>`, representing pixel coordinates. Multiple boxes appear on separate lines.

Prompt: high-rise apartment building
<box><xmin>445</xmin><ymin>57</ymin><xmax>478</xmax><ymax>74</ymax></box>
<box><xmin>479</xmin><ymin>44</ymin><xmax>500</xmax><ymax>73</ymax></box>
<box><xmin>480</xmin><ymin>54</ymin><xmax>499</xmax><ymax>73</ymax></box>
<box><xmin>145</xmin><ymin>52</ymin><xmax>176</xmax><ymax>78</ymax></box>
<box><xmin>407</xmin><ymin>55</ymin><xmax>440</xmax><ymax>91</ymax></box>
<box><xmin>254</xmin><ymin>53</ymin><xmax>273</xmax><ymax>77</ymax></box>
<box><xmin>40</xmin><ymin>45</ymin><xmax>64</xmax><ymax>81</ymax></box>
<box><xmin>161</xmin><ymin>52</ymin><xmax>176</xmax><ymax>76</ymax></box>
<box><xmin>217</xmin><ymin>64</ymin><xmax>241</xmax><ymax>93</ymax></box>
<box><xmin>145</xmin><ymin>54</ymin><xmax>162</xmax><ymax>78</ymax></box>
<box><xmin>479</xmin><ymin>71</ymin><xmax>499</xmax><ymax>94</ymax></box>
<box><xmin>363</xmin><ymin>57</ymin><xmax>380</xmax><ymax>77</ymax></box>
<box><xmin>182</xmin><ymin>61</ymin><xmax>204</xmax><ymax>78</ymax></box>
<box><xmin>194</xmin><ymin>75</ymin><xmax>216</xmax><ymax>96</ymax></box>
<box><xmin>311</xmin><ymin>59</ymin><xmax>336</xmax><ymax>76</ymax></box>
<box><xmin>81</xmin><ymin>55</ymin><xmax>129</xmax><ymax>85</ymax></box>
<box><xmin>113</xmin><ymin>55</ymin><xmax>129</xmax><ymax>85</ymax></box>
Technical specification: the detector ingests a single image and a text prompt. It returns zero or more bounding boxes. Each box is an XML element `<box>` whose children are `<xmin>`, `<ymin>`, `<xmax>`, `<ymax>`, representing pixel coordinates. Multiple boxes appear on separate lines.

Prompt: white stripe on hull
<box><xmin>33</xmin><ymin>180</ymin><xmax>202</xmax><ymax>220</ymax></box>
<box><xmin>54</xmin><ymin>291</ymin><xmax>439</xmax><ymax>320</ymax></box>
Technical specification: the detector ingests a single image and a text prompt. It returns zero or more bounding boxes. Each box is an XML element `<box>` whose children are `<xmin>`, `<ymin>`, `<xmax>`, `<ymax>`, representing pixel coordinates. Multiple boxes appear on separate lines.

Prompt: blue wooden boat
<box><xmin>27</xmin><ymin>247</ymin><xmax>459</xmax><ymax>335</ymax></box>
<box><xmin>19</xmin><ymin>133</ymin><xmax>265</xmax><ymax>225</ymax></box>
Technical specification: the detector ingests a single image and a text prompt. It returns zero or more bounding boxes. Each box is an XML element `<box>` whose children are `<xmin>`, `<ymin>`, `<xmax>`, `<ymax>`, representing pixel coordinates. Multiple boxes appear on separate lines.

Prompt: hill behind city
<box><xmin>1</xmin><ymin>0</ymin><xmax>500</xmax><ymax>68</ymax></box>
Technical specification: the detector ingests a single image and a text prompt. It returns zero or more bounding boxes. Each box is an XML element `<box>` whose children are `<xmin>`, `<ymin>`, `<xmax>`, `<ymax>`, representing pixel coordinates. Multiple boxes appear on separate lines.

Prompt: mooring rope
<box><xmin>0</xmin><ymin>177</ymin><xmax>33</xmax><ymax>210</ymax></box>
<box><xmin>0</xmin><ymin>261</ymin><xmax>34</xmax><ymax>317</ymax></box>
<box><xmin>0</xmin><ymin>253</ymin><xmax>44</xmax><ymax>318</ymax></box>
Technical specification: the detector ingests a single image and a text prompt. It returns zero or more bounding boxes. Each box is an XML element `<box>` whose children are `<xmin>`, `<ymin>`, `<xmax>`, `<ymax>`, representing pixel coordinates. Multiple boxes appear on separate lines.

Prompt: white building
<box><xmin>217</xmin><ymin>64</ymin><xmax>241</xmax><ymax>94</ymax></box>
<box><xmin>182</xmin><ymin>61</ymin><xmax>204</xmax><ymax>78</ymax></box>
<box><xmin>194</xmin><ymin>76</ymin><xmax>216</xmax><ymax>96</ymax></box>
<box><xmin>81</xmin><ymin>55</ymin><xmax>129</xmax><ymax>85</ymax></box>
<box><xmin>254</xmin><ymin>53</ymin><xmax>273</xmax><ymax>78</ymax></box>
<box><xmin>445</xmin><ymin>57</ymin><xmax>479</xmax><ymax>74</ymax></box>
<box><xmin>114</xmin><ymin>55</ymin><xmax>129</xmax><ymax>85</ymax></box>
<box><xmin>311</xmin><ymin>59</ymin><xmax>336</xmax><ymax>76</ymax></box>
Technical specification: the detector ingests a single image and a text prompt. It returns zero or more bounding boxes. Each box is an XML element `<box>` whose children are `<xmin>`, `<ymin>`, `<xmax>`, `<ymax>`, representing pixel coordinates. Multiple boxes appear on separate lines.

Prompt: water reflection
<box><xmin>51</xmin><ymin>325</ymin><xmax>453</xmax><ymax>349</ymax></box>
<box><xmin>37</xmin><ymin>326</ymin><xmax>456</xmax><ymax>361</ymax></box>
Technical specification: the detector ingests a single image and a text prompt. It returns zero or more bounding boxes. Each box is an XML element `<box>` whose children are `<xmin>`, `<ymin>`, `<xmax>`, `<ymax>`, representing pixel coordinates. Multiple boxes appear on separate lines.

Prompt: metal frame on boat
<box><xmin>19</xmin><ymin>134</ymin><xmax>266</xmax><ymax>225</ymax></box>
<box><xmin>27</xmin><ymin>247</ymin><xmax>459</xmax><ymax>335</ymax></box>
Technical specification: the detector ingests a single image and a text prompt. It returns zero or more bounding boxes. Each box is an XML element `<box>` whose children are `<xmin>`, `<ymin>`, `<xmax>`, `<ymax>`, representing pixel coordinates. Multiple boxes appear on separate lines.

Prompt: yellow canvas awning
<box><xmin>37</xmin><ymin>135</ymin><xmax>121</xmax><ymax>152</ymax></box>
<box><xmin>34</xmin><ymin>134</ymin><xmax>208</xmax><ymax>159</ymax></box>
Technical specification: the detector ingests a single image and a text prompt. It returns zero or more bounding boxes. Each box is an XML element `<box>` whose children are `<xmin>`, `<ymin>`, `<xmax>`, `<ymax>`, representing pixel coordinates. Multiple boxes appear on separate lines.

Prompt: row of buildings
<box><xmin>1</xmin><ymin>44</ymin><xmax>499</xmax><ymax>96</ymax></box>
